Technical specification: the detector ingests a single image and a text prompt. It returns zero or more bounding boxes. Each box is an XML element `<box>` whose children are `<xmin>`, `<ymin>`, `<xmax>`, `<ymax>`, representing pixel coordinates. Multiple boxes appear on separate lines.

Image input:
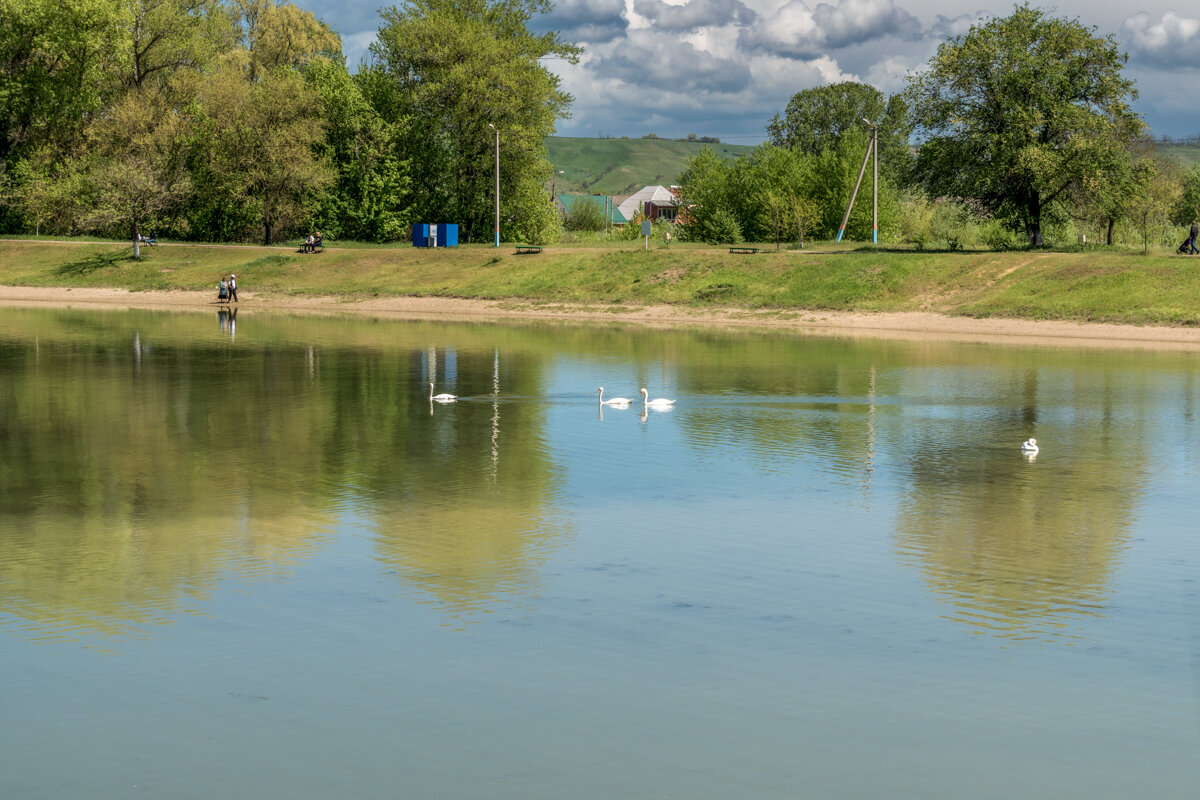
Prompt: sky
<box><xmin>296</xmin><ymin>0</ymin><xmax>1200</xmax><ymax>143</ymax></box>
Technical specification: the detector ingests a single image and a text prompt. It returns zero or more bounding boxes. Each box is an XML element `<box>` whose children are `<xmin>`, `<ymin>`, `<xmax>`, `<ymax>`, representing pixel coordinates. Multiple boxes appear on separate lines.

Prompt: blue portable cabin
<box><xmin>413</xmin><ymin>223</ymin><xmax>458</xmax><ymax>247</ymax></box>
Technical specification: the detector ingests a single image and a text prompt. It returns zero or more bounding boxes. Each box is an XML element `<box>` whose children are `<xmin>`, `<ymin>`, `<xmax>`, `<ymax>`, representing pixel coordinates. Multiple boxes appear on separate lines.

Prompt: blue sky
<box><xmin>296</xmin><ymin>0</ymin><xmax>1200</xmax><ymax>142</ymax></box>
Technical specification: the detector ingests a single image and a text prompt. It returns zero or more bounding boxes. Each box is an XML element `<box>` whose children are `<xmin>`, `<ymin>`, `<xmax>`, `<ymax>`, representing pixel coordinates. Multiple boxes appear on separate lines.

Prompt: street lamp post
<box><xmin>488</xmin><ymin>123</ymin><xmax>499</xmax><ymax>247</ymax></box>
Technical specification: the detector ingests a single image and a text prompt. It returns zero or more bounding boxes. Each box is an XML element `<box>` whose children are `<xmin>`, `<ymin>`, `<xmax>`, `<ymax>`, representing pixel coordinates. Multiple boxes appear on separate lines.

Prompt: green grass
<box><xmin>546</xmin><ymin>136</ymin><xmax>754</xmax><ymax>196</ymax></box>
<box><xmin>6</xmin><ymin>237</ymin><xmax>1200</xmax><ymax>327</ymax></box>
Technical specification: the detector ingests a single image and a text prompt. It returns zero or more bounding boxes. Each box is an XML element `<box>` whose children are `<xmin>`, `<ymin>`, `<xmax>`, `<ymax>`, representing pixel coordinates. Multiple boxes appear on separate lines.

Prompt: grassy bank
<box><xmin>3</xmin><ymin>237</ymin><xmax>1199</xmax><ymax>327</ymax></box>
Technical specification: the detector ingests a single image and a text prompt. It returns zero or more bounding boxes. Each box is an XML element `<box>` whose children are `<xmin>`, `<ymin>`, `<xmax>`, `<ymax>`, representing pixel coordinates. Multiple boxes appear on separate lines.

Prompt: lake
<box><xmin>1</xmin><ymin>305</ymin><xmax>1197</xmax><ymax>799</ymax></box>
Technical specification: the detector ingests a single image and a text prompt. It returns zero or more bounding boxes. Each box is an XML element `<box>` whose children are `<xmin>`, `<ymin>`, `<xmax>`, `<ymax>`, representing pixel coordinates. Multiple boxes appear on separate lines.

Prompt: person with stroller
<box><xmin>1190</xmin><ymin>220</ymin><xmax>1199</xmax><ymax>255</ymax></box>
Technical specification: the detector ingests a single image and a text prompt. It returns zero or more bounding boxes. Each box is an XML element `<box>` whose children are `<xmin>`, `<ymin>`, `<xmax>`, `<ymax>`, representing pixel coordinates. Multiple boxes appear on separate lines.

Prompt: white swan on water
<box><xmin>1021</xmin><ymin>437</ymin><xmax>1039</xmax><ymax>453</ymax></box>
<box><xmin>430</xmin><ymin>382</ymin><xmax>457</xmax><ymax>403</ymax></box>
<box><xmin>598</xmin><ymin>387</ymin><xmax>632</xmax><ymax>407</ymax></box>
<box><xmin>640</xmin><ymin>388</ymin><xmax>676</xmax><ymax>409</ymax></box>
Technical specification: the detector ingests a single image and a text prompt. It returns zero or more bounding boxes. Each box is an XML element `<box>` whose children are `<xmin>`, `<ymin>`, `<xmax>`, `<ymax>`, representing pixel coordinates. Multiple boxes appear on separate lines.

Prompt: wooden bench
<box><xmin>514</xmin><ymin>245</ymin><xmax>543</xmax><ymax>254</ymax></box>
<box><xmin>729</xmin><ymin>246</ymin><xmax>759</xmax><ymax>254</ymax></box>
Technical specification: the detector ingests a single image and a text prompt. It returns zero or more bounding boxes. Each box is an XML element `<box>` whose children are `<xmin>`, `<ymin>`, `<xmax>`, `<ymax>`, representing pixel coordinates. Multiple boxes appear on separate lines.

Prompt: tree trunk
<box><xmin>1025</xmin><ymin>192</ymin><xmax>1043</xmax><ymax>246</ymax></box>
<box><xmin>1106</xmin><ymin>218</ymin><xmax>1115</xmax><ymax>246</ymax></box>
<box><xmin>132</xmin><ymin>224</ymin><xmax>140</xmax><ymax>259</ymax></box>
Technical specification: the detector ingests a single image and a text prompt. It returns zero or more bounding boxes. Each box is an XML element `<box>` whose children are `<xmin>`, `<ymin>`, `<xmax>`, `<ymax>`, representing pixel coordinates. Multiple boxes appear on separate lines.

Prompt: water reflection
<box><xmin>894</xmin><ymin>367</ymin><xmax>1150</xmax><ymax>640</ymax></box>
<box><xmin>0</xmin><ymin>307</ymin><xmax>1195</xmax><ymax>646</ymax></box>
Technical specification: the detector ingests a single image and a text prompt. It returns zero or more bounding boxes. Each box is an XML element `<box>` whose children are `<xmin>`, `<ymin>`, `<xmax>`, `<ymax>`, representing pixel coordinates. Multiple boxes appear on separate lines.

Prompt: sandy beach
<box><xmin>3</xmin><ymin>284</ymin><xmax>1200</xmax><ymax>351</ymax></box>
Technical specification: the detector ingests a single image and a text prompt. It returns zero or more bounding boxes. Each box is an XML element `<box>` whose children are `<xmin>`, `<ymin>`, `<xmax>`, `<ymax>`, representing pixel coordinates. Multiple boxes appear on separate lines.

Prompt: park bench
<box><xmin>729</xmin><ymin>246</ymin><xmax>759</xmax><ymax>254</ymax></box>
<box><xmin>514</xmin><ymin>245</ymin><xmax>543</xmax><ymax>254</ymax></box>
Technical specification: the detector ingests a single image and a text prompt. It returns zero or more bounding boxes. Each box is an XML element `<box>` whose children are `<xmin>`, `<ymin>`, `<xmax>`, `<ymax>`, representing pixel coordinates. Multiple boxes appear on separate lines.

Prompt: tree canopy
<box><xmin>905</xmin><ymin>3</ymin><xmax>1144</xmax><ymax>245</ymax></box>
<box><xmin>767</xmin><ymin>81</ymin><xmax>911</xmax><ymax>185</ymax></box>
<box><xmin>370</xmin><ymin>0</ymin><xmax>580</xmax><ymax>243</ymax></box>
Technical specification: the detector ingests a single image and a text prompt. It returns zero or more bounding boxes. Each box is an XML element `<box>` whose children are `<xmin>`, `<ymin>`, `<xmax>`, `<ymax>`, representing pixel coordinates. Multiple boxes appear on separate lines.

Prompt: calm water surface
<box><xmin>1</xmin><ymin>306</ymin><xmax>1197</xmax><ymax>799</ymax></box>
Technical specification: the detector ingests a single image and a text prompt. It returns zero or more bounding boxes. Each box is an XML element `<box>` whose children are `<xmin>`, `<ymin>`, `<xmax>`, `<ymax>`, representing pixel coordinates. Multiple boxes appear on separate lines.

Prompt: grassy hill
<box><xmin>1150</xmin><ymin>140</ymin><xmax>1200</xmax><ymax>168</ymax></box>
<box><xmin>546</xmin><ymin>136</ymin><xmax>755</xmax><ymax>196</ymax></box>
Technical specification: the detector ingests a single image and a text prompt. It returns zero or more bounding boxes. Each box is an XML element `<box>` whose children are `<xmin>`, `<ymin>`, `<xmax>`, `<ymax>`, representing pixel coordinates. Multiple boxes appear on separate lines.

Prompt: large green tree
<box><xmin>905</xmin><ymin>4</ymin><xmax>1143</xmax><ymax>246</ymax></box>
<box><xmin>186</xmin><ymin>60</ymin><xmax>334</xmax><ymax>243</ymax></box>
<box><xmin>84</xmin><ymin>86</ymin><xmax>193</xmax><ymax>255</ymax></box>
<box><xmin>305</xmin><ymin>57</ymin><xmax>412</xmax><ymax>242</ymax></box>
<box><xmin>767</xmin><ymin>81</ymin><xmax>911</xmax><ymax>185</ymax></box>
<box><xmin>370</xmin><ymin>0</ymin><xmax>579</xmax><ymax>243</ymax></box>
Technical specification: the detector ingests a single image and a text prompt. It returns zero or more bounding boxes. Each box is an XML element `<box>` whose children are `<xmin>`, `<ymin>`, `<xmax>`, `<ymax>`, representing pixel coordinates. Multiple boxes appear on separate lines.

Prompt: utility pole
<box><xmin>836</xmin><ymin>119</ymin><xmax>878</xmax><ymax>244</ymax></box>
<box><xmin>870</xmin><ymin>120</ymin><xmax>878</xmax><ymax>244</ymax></box>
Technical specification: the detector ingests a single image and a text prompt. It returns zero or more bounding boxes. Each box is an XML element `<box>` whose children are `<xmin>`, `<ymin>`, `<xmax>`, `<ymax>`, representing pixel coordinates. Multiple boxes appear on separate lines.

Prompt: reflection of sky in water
<box><xmin>1</xmin><ymin>310</ymin><xmax>1199</xmax><ymax>799</ymax></box>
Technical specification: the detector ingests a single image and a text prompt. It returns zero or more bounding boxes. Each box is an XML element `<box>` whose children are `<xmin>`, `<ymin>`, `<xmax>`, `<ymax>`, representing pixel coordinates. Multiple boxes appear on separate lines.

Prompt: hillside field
<box><xmin>545</xmin><ymin>136</ymin><xmax>1200</xmax><ymax>198</ymax></box>
<box><xmin>546</xmin><ymin>136</ymin><xmax>755</xmax><ymax>196</ymax></box>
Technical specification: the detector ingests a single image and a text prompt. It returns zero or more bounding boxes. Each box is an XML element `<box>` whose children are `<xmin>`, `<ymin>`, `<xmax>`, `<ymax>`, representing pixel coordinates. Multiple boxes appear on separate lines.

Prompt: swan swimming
<box><xmin>429</xmin><ymin>382</ymin><xmax>457</xmax><ymax>403</ymax></box>
<box><xmin>597</xmin><ymin>387</ymin><xmax>632</xmax><ymax>407</ymax></box>
<box><xmin>1021</xmin><ymin>437</ymin><xmax>1039</xmax><ymax>453</ymax></box>
<box><xmin>640</xmin><ymin>388</ymin><xmax>676</xmax><ymax>408</ymax></box>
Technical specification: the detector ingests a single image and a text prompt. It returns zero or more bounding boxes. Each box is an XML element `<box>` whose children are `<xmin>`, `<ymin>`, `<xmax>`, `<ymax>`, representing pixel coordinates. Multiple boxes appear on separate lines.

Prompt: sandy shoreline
<box><xmin>3</xmin><ymin>284</ymin><xmax>1200</xmax><ymax>351</ymax></box>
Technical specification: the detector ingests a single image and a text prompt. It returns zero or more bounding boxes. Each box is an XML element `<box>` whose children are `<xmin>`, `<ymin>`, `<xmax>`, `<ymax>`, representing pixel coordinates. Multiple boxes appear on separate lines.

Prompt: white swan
<box><xmin>430</xmin><ymin>382</ymin><xmax>457</xmax><ymax>403</ymax></box>
<box><xmin>597</xmin><ymin>387</ymin><xmax>632</xmax><ymax>407</ymax></box>
<box><xmin>1021</xmin><ymin>437</ymin><xmax>1039</xmax><ymax>453</ymax></box>
<box><xmin>640</xmin><ymin>388</ymin><xmax>676</xmax><ymax>408</ymax></box>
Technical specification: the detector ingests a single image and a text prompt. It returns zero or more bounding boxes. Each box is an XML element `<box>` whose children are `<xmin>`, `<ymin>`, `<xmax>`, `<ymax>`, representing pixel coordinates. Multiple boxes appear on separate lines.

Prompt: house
<box><xmin>616</xmin><ymin>185</ymin><xmax>680</xmax><ymax>223</ymax></box>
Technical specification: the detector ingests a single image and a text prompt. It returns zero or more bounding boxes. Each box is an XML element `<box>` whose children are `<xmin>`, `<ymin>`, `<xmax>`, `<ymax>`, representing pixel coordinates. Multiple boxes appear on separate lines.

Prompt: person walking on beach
<box><xmin>1190</xmin><ymin>220</ymin><xmax>1199</xmax><ymax>255</ymax></box>
<box><xmin>228</xmin><ymin>274</ymin><xmax>238</xmax><ymax>302</ymax></box>
<box><xmin>218</xmin><ymin>276</ymin><xmax>228</xmax><ymax>302</ymax></box>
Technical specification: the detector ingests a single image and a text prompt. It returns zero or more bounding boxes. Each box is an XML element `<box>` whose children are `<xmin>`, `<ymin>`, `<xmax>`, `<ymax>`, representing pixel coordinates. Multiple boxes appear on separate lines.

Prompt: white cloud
<box><xmin>633</xmin><ymin>0</ymin><xmax>757</xmax><ymax>30</ymax></box>
<box><xmin>1120</xmin><ymin>11</ymin><xmax>1200</xmax><ymax>68</ymax></box>
<box><xmin>742</xmin><ymin>0</ymin><xmax>922</xmax><ymax>59</ymax></box>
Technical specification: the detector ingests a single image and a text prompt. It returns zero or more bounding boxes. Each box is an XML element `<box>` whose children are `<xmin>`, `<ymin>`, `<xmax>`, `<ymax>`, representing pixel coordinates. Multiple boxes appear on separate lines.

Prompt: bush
<box><xmin>982</xmin><ymin>219</ymin><xmax>1019</xmax><ymax>251</ymax></box>
<box><xmin>929</xmin><ymin>199</ymin><xmax>978</xmax><ymax>250</ymax></box>
<box><xmin>898</xmin><ymin>192</ymin><xmax>934</xmax><ymax>249</ymax></box>
<box><xmin>564</xmin><ymin>197</ymin><xmax>605</xmax><ymax>232</ymax></box>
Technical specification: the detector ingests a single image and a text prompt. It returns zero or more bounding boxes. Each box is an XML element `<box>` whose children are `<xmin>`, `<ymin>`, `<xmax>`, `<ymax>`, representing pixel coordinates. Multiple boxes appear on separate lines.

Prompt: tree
<box><xmin>186</xmin><ymin>60</ymin><xmax>334</xmax><ymax>243</ymax></box>
<box><xmin>7</xmin><ymin>149</ymin><xmax>89</xmax><ymax>235</ymax></box>
<box><xmin>1130</xmin><ymin>162</ymin><xmax>1181</xmax><ymax>254</ymax></box>
<box><xmin>370</xmin><ymin>0</ymin><xmax>580</xmax><ymax>243</ymax></box>
<box><xmin>676</xmin><ymin>147</ymin><xmax>739</xmax><ymax>243</ymax></box>
<box><xmin>305</xmin><ymin>57</ymin><xmax>412</xmax><ymax>242</ymax></box>
<box><xmin>767</xmin><ymin>81</ymin><xmax>911</xmax><ymax>185</ymax></box>
<box><xmin>906</xmin><ymin>4</ymin><xmax>1144</xmax><ymax>246</ymax></box>
<box><xmin>0</xmin><ymin>0</ymin><xmax>126</xmax><ymax>183</ymax></box>
<box><xmin>1170</xmin><ymin>165</ymin><xmax>1200</xmax><ymax>228</ymax></box>
<box><xmin>563</xmin><ymin>196</ymin><xmax>605</xmax><ymax>232</ymax></box>
<box><xmin>84</xmin><ymin>86</ymin><xmax>193</xmax><ymax>256</ymax></box>
<box><xmin>126</xmin><ymin>0</ymin><xmax>235</xmax><ymax>90</ymax></box>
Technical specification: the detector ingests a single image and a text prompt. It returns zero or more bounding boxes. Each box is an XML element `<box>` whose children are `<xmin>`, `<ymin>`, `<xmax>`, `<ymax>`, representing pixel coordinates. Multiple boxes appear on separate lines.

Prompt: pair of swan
<box><xmin>598</xmin><ymin>387</ymin><xmax>675</xmax><ymax>409</ymax></box>
<box><xmin>1021</xmin><ymin>437</ymin><xmax>1038</xmax><ymax>453</ymax></box>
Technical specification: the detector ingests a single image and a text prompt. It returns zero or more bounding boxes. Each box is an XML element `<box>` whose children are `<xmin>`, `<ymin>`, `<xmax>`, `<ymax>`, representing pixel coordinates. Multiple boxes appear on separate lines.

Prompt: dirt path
<box><xmin>4</xmin><ymin>284</ymin><xmax>1200</xmax><ymax>351</ymax></box>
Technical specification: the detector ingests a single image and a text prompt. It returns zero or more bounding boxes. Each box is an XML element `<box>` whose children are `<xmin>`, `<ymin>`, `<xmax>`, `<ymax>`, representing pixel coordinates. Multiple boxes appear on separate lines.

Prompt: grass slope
<box><xmin>5</xmin><ymin>238</ymin><xmax>1200</xmax><ymax>327</ymax></box>
<box><xmin>546</xmin><ymin>136</ymin><xmax>755</xmax><ymax>196</ymax></box>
